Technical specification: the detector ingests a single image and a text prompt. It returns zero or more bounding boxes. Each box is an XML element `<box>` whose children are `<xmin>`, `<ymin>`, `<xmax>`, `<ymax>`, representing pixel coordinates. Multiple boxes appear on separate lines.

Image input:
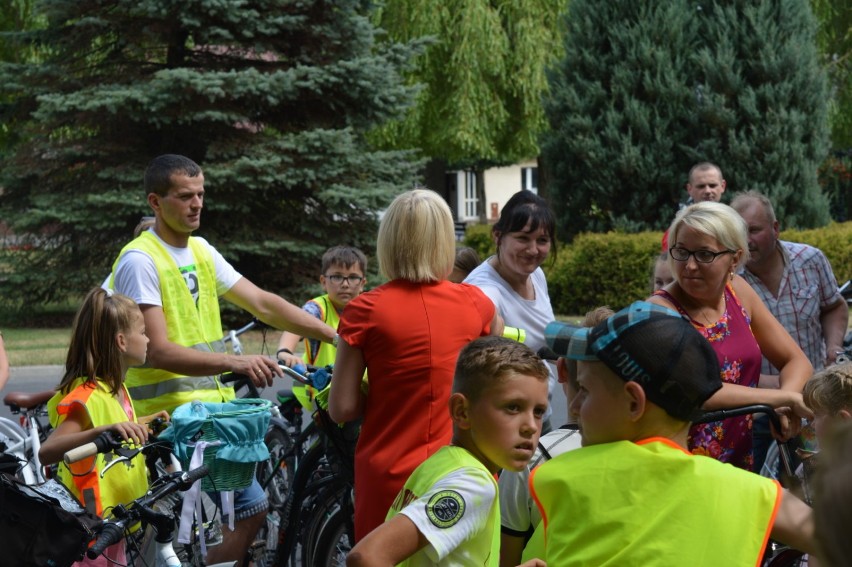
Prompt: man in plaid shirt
<box><xmin>732</xmin><ymin>190</ymin><xmax>848</xmax><ymax>469</ymax></box>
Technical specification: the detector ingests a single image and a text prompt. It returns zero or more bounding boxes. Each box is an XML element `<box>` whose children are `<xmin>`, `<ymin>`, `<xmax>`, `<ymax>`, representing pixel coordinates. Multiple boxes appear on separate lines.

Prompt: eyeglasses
<box><xmin>669</xmin><ymin>247</ymin><xmax>735</xmax><ymax>264</ymax></box>
<box><xmin>325</xmin><ymin>274</ymin><xmax>364</xmax><ymax>285</ymax></box>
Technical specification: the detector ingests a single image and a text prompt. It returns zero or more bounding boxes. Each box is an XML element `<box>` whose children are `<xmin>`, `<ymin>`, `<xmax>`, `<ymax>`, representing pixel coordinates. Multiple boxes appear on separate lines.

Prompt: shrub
<box><xmin>545</xmin><ymin>231</ymin><xmax>664</xmax><ymax>315</ymax></box>
<box><xmin>462</xmin><ymin>224</ymin><xmax>496</xmax><ymax>261</ymax></box>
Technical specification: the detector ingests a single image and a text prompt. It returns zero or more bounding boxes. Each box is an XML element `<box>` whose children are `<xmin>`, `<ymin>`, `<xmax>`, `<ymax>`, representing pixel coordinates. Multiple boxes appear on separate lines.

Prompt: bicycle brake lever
<box><xmin>99</xmin><ymin>445</ymin><xmax>143</xmax><ymax>477</ymax></box>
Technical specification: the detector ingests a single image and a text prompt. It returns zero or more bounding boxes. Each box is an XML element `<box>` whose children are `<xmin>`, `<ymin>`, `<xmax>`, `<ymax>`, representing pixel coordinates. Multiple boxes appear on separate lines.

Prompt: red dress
<box><xmin>655</xmin><ymin>284</ymin><xmax>762</xmax><ymax>471</ymax></box>
<box><xmin>338</xmin><ymin>279</ymin><xmax>495</xmax><ymax>540</ymax></box>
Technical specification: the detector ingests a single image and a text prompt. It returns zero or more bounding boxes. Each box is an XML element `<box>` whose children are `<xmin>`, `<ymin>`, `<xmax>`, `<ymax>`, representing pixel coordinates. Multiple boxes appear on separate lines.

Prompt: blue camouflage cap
<box><xmin>544</xmin><ymin>301</ymin><xmax>722</xmax><ymax>421</ymax></box>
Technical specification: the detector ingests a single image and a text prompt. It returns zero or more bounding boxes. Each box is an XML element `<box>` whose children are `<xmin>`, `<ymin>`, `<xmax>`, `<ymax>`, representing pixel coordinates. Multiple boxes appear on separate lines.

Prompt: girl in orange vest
<box><xmin>40</xmin><ymin>287</ymin><xmax>167</xmax><ymax>566</ymax></box>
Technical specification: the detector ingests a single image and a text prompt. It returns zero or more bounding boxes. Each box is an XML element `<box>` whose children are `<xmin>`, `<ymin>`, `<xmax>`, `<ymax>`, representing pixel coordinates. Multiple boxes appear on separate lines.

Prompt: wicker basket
<box><xmin>181</xmin><ymin>398</ymin><xmax>273</xmax><ymax>492</ymax></box>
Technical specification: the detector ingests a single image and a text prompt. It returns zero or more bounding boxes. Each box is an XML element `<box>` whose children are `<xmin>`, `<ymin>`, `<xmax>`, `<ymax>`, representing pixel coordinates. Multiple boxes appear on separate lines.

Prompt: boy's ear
<box><xmin>839</xmin><ymin>409</ymin><xmax>852</xmax><ymax>421</ymax></box>
<box><xmin>623</xmin><ymin>381</ymin><xmax>647</xmax><ymax>422</ymax></box>
<box><xmin>449</xmin><ymin>393</ymin><xmax>471</xmax><ymax>430</ymax></box>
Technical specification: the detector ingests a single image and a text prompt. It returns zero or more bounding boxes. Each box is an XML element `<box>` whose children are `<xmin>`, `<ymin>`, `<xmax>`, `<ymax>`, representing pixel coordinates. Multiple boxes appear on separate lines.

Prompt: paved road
<box><xmin>2</xmin><ymin>365</ymin><xmax>570</xmax><ymax>430</ymax></box>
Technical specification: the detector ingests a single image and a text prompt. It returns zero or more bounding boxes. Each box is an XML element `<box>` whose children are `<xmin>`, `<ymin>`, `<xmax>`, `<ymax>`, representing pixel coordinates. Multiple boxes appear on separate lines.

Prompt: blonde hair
<box><xmin>804</xmin><ymin>362</ymin><xmax>852</xmax><ymax>416</ymax></box>
<box><xmin>58</xmin><ymin>287</ymin><xmax>140</xmax><ymax>396</ymax></box>
<box><xmin>667</xmin><ymin>201</ymin><xmax>749</xmax><ymax>271</ymax></box>
<box><xmin>377</xmin><ymin>189</ymin><xmax>455</xmax><ymax>282</ymax></box>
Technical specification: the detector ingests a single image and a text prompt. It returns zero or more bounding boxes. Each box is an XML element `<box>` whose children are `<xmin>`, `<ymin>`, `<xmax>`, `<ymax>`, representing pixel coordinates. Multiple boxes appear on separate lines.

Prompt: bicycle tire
<box><xmin>271</xmin><ymin>443</ymin><xmax>328</xmax><ymax>567</ymax></box>
<box><xmin>256</xmin><ymin>424</ymin><xmax>295</xmax><ymax>565</ymax></box>
<box><xmin>300</xmin><ymin>481</ymin><xmax>353</xmax><ymax>566</ymax></box>
<box><xmin>312</xmin><ymin>503</ymin><xmax>355</xmax><ymax>567</ymax></box>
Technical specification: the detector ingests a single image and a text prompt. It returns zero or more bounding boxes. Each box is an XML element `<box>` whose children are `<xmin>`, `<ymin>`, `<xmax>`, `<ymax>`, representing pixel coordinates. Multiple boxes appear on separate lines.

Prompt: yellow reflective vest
<box><xmin>49</xmin><ymin>380</ymin><xmax>148</xmax><ymax>517</ymax></box>
<box><xmin>302</xmin><ymin>294</ymin><xmax>340</xmax><ymax>368</ymax></box>
<box><xmin>386</xmin><ymin>445</ymin><xmax>500</xmax><ymax>566</ymax></box>
<box><xmin>112</xmin><ymin>231</ymin><xmax>233</xmax><ymax>416</ymax></box>
<box><xmin>530</xmin><ymin>437</ymin><xmax>780</xmax><ymax>567</ymax></box>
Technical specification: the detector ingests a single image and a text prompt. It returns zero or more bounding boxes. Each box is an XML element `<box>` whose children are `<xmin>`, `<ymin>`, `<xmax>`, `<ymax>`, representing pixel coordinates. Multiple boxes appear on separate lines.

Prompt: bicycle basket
<box><xmin>164</xmin><ymin>398</ymin><xmax>272</xmax><ymax>492</ymax></box>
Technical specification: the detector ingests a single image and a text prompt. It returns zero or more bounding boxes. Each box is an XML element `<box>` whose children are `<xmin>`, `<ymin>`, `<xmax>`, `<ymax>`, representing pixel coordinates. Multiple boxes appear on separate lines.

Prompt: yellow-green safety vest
<box><xmin>48</xmin><ymin>380</ymin><xmax>148</xmax><ymax>517</ymax></box>
<box><xmin>302</xmin><ymin>294</ymin><xmax>340</xmax><ymax>368</ymax></box>
<box><xmin>386</xmin><ymin>445</ymin><xmax>500</xmax><ymax>566</ymax></box>
<box><xmin>529</xmin><ymin>437</ymin><xmax>780</xmax><ymax>567</ymax></box>
<box><xmin>111</xmin><ymin>231</ymin><xmax>233</xmax><ymax>417</ymax></box>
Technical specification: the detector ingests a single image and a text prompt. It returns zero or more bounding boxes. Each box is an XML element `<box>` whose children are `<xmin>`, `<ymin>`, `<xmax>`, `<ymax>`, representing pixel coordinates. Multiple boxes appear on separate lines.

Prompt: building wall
<box><xmin>448</xmin><ymin>159</ymin><xmax>539</xmax><ymax>225</ymax></box>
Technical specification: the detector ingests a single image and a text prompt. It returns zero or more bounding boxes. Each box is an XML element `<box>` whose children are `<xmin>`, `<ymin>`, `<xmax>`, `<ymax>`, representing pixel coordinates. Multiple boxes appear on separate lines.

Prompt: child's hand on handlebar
<box><xmin>277</xmin><ymin>351</ymin><xmax>304</xmax><ymax>370</ymax></box>
<box><xmin>101</xmin><ymin>421</ymin><xmax>150</xmax><ymax>446</ymax></box>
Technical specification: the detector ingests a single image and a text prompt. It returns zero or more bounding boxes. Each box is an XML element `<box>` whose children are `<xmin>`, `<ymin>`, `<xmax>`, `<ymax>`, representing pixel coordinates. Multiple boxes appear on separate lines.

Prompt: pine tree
<box><xmin>0</xmin><ymin>0</ymin><xmax>421</xmax><ymax>306</ymax></box>
<box><xmin>543</xmin><ymin>0</ymin><xmax>831</xmax><ymax>240</ymax></box>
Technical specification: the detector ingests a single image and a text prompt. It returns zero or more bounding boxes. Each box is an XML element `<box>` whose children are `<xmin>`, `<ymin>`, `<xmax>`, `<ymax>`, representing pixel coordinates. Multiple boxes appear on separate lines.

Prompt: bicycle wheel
<box><xmin>256</xmin><ymin>425</ymin><xmax>296</xmax><ymax>564</ymax></box>
<box><xmin>312</xmin><ymin>504</ymin><xmax>355</xmax><ymax>567</ymax></box>
<box><xmin>764</xmin><ymin>547</ymin><xmax>807</xmax><ymax>567</ymax></box>
<box><xmin>300</xmin><ymin>481</ymin><xmax>353</xmax><ymax>566</ymax></box>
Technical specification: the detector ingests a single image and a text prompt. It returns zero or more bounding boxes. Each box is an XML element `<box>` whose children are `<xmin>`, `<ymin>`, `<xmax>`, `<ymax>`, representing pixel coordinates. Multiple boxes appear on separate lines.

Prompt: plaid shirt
<box><xmin>741</xmin><ymin>241</ymin><xmax>842</xmax><ymax>374</ymax></box>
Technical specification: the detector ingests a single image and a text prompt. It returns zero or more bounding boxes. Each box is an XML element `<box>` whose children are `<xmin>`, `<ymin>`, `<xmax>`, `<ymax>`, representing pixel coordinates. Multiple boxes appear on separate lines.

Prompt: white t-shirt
<box><xmin>499</xmin><ymin>426</ymin><xmax>582</xmax><ymax>535</ymax></box>
<box><xmin>398</xmin><ymin>467</ymin><xmax>496</xmax><ymax>566</ymax></box>
<box><xmin>464</xmin><ymin>258</ymin><xmax>558</xmax><ymax>418</ymax></box>
<box><xmin>111</xmin><ymin>229</ymin><xmax>241</xmax><ymax>306</ymax></box>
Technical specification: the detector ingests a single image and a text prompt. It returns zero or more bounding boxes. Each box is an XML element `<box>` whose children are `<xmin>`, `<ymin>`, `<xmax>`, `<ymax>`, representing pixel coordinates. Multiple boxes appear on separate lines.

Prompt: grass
<box><xmin>4</xmin><ymin>328</ymin><xmax>281</xmax><ymax>367</ymax></box>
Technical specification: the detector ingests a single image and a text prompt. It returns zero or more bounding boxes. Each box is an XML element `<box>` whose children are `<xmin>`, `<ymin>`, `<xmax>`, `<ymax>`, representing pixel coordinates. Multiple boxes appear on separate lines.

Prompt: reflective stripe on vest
<box><xmin>112</xmin><ymin>231</ymin><xmax>233</xmax><ymax>416</ymax></box>
<box><xmin>530</xmin><ymin>437</ymin><xmax>780</xmax><ymax>566</ymax></box>
<box><xmin>302</xmin><ymin>294</ymin><xmax>340</xmax><ymax>367</ymax></box>
<box><xmin>49</xmin><ymin>380</ymin><xmax>148</xmax><ymax>517</ymax></box>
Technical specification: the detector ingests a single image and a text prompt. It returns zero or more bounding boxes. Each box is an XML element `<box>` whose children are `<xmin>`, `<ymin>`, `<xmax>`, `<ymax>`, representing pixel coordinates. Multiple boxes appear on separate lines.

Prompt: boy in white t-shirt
<box><xmin>346</xmin><ymin>336</ymin><xmax>550</xmax><ymax>567</ymax></box>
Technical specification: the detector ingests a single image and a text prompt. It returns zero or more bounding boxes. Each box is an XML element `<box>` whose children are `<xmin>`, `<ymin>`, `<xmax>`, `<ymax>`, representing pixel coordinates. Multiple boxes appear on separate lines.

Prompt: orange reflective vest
<box><xmin>48</xmin><ymin>379</ymin><xmax>148</xmax><ymax>517</ymax></box>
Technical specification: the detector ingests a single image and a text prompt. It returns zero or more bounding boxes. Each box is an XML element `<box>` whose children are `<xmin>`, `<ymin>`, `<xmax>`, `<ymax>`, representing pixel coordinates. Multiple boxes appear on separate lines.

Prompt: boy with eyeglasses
<box><xmin>278</xmin><ymin>245</ymin><xmax>368</xmax><ymax>369</ymax></box>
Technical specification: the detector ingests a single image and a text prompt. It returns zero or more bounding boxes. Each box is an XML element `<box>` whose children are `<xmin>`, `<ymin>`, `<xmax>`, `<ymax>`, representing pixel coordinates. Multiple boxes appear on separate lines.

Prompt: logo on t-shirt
<box><xmin>426</xmin><ymin>490</ymin><xmax>465</xmax><ymax>529</ymax></box>
<box><xmin>179</xmin><ymin>263</ymin><xmax>200</xmax><ymax>305</ymax></box>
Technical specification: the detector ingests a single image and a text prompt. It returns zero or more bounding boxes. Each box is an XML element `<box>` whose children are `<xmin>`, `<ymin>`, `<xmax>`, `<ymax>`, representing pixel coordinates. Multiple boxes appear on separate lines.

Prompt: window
<box><xmin>521</xmin><ymin>167</ymin><xmax>538</xmax><ymax>193</ymax></box>
<box><xmin>463</xmin><ymin>171</ymin><xmax>478</xmax><ymax>219</ymax></box>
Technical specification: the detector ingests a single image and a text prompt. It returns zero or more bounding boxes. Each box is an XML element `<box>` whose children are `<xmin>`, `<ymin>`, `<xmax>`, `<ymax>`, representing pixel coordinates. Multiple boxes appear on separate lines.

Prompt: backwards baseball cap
<box><xmin>544</xmin><ymin>301</ymin><xmax>722</xmax><ymax>421</ymax></box>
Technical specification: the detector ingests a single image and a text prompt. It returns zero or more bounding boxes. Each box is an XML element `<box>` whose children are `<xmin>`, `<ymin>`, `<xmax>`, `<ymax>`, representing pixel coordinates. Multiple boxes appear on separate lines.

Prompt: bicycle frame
<box><xmin>0</xmin><ymin>417</ymin><xmax>40</xmax><ymax>484</ymax></box>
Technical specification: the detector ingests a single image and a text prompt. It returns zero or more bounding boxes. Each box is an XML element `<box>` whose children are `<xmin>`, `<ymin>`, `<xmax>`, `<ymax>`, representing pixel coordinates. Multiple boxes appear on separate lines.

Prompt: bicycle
<box><xmin>695</xmin><ymin>404</ymin><xmax>809</xmax><ymax>567</ymax></box>
<box><xmin>0</xmin><ymin>388</ymin><xmax>55</xmax><ymax>484</ymax></box>
<box><xmin>263</xmin><ymin>364</ymin><xmax>356</xmax><ymax>567</ymax></box>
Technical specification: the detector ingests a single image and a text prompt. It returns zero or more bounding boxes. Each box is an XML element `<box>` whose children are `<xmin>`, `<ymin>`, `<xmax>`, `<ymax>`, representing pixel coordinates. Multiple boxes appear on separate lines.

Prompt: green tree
<box><xmin>373</xmin><ymin>0</ymin><xmax>566</xmax><ymax>220</ymax></box>
<box><xmin>543</xmin><ymin>0</ymin><xmax>831</xmax><ymax>240</ymax></box>
<box><xmin>0</xmin><ymin>0</ymin><xmax>421</xmax><ymax>307</ymax></box>
<box><xmin>811</xmin><ymin>0</ymin><xmax>852</xmax><ymax>148</ymax></box>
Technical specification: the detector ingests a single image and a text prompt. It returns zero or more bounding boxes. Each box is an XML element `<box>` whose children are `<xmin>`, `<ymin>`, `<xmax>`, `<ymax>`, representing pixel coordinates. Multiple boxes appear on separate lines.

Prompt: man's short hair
<box><xmin>730</xmin><ymin>190</ymin><xmax>777</xmax><ymax>224</ymax></box>
<box><xmin>545</xmin><ymin>302</ymin><xmax>722</xmax><ymax>421</ymax></box>
<box><xmin>144</xmin><ymin>154</ymin><xmax>203</xmax><ymax>197</ymax></box>
<box><xmin>687</xmin><ymin>161</ymin><xmax>724</xmax><ymax>184</ymax></box>
<box><xmin>321</xmin><ymin>246</ymin><xmax>368</xmax><ymax>275</ymax></box>
<box><xmin>453</xmin><ymin>336</ymin><xmax>549</xmax><ymax>403</ymax></box>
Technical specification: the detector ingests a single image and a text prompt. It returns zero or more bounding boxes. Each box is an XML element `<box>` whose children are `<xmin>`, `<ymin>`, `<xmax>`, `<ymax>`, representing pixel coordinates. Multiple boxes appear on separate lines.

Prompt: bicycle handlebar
<box><xmin>85</xmin><ymin>465</ymin><xmax>209</xmax><ymax>559</ymax></box>
<box><xmin>64</xmin><ymin>431</ymin><xmax>120</xmax><ymax>464</ymax></box>
<box><xmin>694</xmin><ymin>404</ymin><xmax>782</xmax><ymax>432</ymax></box>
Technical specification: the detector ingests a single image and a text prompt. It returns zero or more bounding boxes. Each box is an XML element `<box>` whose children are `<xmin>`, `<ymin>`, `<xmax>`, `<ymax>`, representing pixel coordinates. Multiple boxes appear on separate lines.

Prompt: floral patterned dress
<box><xmin>655</xmin><ymin>284</ymin><xmax>762</xmax><ymax>471</ymax></box>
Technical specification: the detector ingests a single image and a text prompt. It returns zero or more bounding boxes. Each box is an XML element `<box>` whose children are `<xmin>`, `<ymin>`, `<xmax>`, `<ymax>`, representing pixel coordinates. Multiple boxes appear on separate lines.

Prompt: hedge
<box><xmin>464</xmin><ymin>221</ymin><xmax>852</xmax><ymax>316</ymax></box>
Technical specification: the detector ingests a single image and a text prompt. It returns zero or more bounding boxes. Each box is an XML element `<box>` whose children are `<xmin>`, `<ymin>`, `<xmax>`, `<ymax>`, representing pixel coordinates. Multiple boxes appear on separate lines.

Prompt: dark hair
<box><xmin>144</xmin><ymin>154</ymin><xmax>202</xmax><ymax>197</ymax></box>
<box><xmin>59</xmin><ymin>288</ymin><xmax>140</xmax><ymax>396</ymax></box>
<box><xmin>493</xmin><ymin>191</ymin><xmax>558</xmax><ymax>262</ymax></box>
<box><xmin>453</xmin><ymin>336</ymin><xmax>548</xmax><ymax>403</ymax></box>
<box><xmin>321</xmin><ymin>246</ymin><xmax>368</xmax><ymax>274</ymax></box>
<box><xmin>453</xmin><ymin>246</ymin><xmax>481</xmax><ymax>276</ymax></box>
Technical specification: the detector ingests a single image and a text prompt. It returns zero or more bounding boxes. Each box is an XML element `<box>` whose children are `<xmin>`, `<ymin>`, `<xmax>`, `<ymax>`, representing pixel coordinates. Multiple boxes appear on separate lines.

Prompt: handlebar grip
<box><xmin>180</xmin><ymin>465</ymin><xmax>209</xmax><ymax>489</ymax></box>
<box><xmin>64</xmin><ymin>431</ymin><xmax>119</xmax><ymax>464</ymax></box>
<box><xmin>86</xmin><ymin>522</ymin><xmax>125</xmax><ymax>559</ymax></box>
<box><xmin>64</xmin><ymin>442</ymin><xmax>98</xmax><ymax>464</ymax></box>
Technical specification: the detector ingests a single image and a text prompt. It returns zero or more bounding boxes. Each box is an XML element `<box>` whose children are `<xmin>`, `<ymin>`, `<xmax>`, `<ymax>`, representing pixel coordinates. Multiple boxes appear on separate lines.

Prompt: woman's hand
<box><xmin>771</xmin><ymin>407</ymin><xmax>802</xmax><ymax>441</ymax></box>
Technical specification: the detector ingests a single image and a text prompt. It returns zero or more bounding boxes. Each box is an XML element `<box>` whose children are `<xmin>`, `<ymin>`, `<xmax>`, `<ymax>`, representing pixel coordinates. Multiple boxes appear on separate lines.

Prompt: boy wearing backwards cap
<box><xmin>530</xmin><ymin>301</ymin><xmax>815</xmax><ymax>566</ymax></box>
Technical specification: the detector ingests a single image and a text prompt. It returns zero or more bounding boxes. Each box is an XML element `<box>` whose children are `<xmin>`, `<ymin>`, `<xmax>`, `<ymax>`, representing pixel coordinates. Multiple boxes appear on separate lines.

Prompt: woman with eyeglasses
<box><xmin>329</xmin><ymin>189</ymin><xmax>504</xmax><ymax>541</ymax></box>
<box><xmin>649</xmin><ymin>201</ymin><xmax>812</xmax><ymax>471</ymax></box>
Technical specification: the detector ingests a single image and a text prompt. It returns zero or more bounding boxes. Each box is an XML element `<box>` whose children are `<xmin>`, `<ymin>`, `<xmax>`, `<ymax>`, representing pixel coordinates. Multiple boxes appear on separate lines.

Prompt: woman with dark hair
<box><xmin>464</xmin><ymin>190</ymin><xmax>558</xmax><ymax>430</ymax></box>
